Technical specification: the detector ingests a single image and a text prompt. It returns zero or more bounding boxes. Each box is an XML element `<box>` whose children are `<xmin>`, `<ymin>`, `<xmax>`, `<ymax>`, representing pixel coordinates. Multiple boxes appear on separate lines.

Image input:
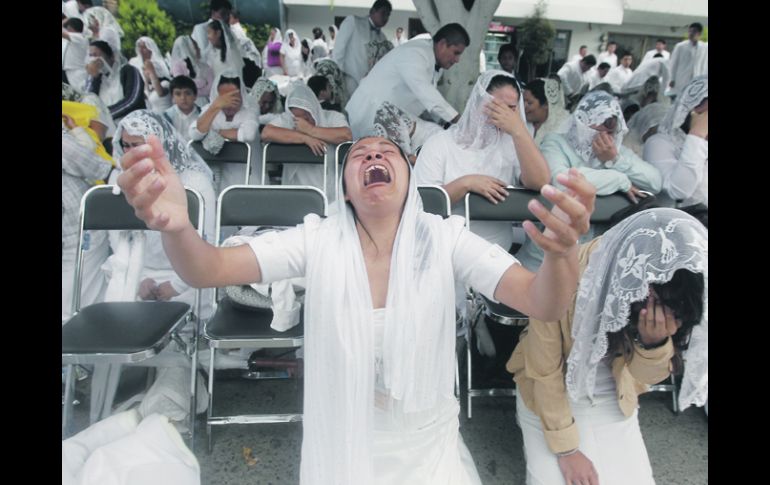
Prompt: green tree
<box><xmin>241</xmin><ymin>23</ymin><xmax>274</xmax><ymax>52</ymax></box>
<box><xmin>118</xmin><ymin>0</ymin><xmax>177</xmax><ymax>58</ymax></box>
<box><xmin>517</xmin><ymin>0</ymin><xmax>556</xmax><ymax>82</ymax></box>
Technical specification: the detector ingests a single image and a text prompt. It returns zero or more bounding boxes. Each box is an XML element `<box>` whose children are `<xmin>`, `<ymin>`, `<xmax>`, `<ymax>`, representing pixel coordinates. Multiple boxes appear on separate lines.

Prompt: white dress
<box><xmin>371</xmin><ymin>308</ymin><xmax>482</xmax><ymax>485</ymax></box>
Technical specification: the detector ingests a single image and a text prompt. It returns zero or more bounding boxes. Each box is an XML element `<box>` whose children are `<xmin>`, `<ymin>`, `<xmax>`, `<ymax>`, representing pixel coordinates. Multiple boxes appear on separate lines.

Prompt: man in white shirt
<box><xmin>622</xmin><ymin>54</ymin><xmax>670</xmax><ymax>95</ymax></box>
<box><xmin>557</xmin><ymin>55</ymin><xmax>596</xmax><ymax>98</ymax></box>
<box><xmin>345</xmin><ymin>23</ymin><xmax>469</xmax><ymax>139</ymax></box>
<box><xmin>332</xmin><ymin>0</ymin><xmax>392</xmax><ymax>94</ymax></box>
<box><xmin>668</xmin><ymin>22</ymin><xmax>708</xmax><ymax>97</ymax></box>
<box><xmin>642</xmin><ymin>39</ymin><xmax>670</xmax><ymax>62</ymax></box>
<box><xmin>392</xmin><ymin>27</ymin><xmax>407</xmax><ymax>47</ymax></box>
<box><xmin>604</xmin><ymin>52</ymin><xmax>634</xmax><ymax>93</ymax></box>
<box><xmin>311</xmin><ymin>27</ymin><xmax>330</xmax><ymax>60</ymax></box>
<box><xmin>570</xmin><ymin>45</ymin><xmax>587</xmax><ymax>63</ymax></box>
<box><xmin>191</xmin><ymin>0</ymin><xmax>232</xmax><ymax>60</ymax></box>
<box><xmin>587</xmin><ymin>62</ymin><xmax>611</xmax><ymax>89</ymax></box>
<box><xmin>597</xmin><ymin>41</ymin><xmax>618</xmax><ymax>68</ymax></box>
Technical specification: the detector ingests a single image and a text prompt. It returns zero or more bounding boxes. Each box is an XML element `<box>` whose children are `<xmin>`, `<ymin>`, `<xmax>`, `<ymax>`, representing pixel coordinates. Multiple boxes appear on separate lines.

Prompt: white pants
<box><xmin>517</xmin><ymin>395</ymin><xmax>655</xmax><ymax>485</ymax></box>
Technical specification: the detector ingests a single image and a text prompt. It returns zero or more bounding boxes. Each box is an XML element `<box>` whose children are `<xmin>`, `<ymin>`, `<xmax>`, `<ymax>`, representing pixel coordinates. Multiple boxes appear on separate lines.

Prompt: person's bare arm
<box><xmin>218</xmin><ymin>128</ymin><xmax>240</xmax><ymax>140</ymax></box>
<box><xmin>442</xmin><ymin>175</ymin><xmax>509</xmax><ymax>205</ymax></box>
<box><xmin>292</xmin><ymin>116</ymin><xmax>352</xmax><ymax>144</ymax></box>
<box><xmin>117</xmin><ymin>135</ymin><xmax>262</xmax><ymax>288</ymax></box>
<box><xmin>485</xmin><ymin>98</ymin><xmax>551</xmax><ymax>190</ymax></box>
<box><xmin>262</xmin><ymin>124</ymin><xmax>327</xmax><ymax>156</ymax></box>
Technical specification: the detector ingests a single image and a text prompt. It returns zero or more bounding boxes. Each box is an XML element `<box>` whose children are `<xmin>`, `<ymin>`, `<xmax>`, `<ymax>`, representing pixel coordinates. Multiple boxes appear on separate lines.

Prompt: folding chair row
<box><xmin>62</xmin><ymin>185</ymin><xmax>205</xmax><ymax>445</ymax></box>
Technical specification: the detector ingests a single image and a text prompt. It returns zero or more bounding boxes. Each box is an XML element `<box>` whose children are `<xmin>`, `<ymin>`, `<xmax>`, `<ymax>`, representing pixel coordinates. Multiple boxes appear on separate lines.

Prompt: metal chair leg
<box><xmin>670</xmin><ymin>373</ymin><xmax>679</xmax><ymax>414</ymax></box>
<box><xmin>207</xmin><ymin>347</ymin><xmax>216</xmax><ymax>454</ymax></box>
<box><xmin>62</xmin><ymin>365</ymin><xmax>76</xmax><ymax>439</ymax></box>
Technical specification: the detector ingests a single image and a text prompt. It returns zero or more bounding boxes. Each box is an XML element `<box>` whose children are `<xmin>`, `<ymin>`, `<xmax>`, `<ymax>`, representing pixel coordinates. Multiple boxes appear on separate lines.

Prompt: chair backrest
<box><xmin>333</xmin><ymin>141</ymin><xmax>354</xmax><ymax>201</ymax></box>
<box><xmin>418</xmin><ymin>185</ymin><xmax>451</xmax><ymax>218</ymax></box>
<box><xmin>73</xmin><ymin>185</ymin><xmax>204</xmax><ymax>312</ymax></box>
<box><xmin>262</xmin><ymin>142</ymin><xmax>326</xmax><ymax>186</ymax></box>
<box><xmin>215</xmin><ymin>185</ymin><xmax>327</xmax><ymax>237</ymax></box>
<box><xmin>465</xmin><ymin>187</ymin><xmax>634</xmax><ymax>227</ymax></box>
<box><xmin>188</xmin><ymin>140</ymin><xmax>252</xmax><ymax>185</ymax></box>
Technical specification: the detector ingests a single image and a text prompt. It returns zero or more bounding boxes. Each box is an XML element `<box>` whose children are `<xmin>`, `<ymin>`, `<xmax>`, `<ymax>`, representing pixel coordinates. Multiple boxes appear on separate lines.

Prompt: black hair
<box><xmin>170</xmin><ymin>75</ymin><xmax>197</xmax><ymax>96</ymax></box>
<box><xmin>78</xmin><ymin>0</ymin><xmax>94</xmax><ymax>6</ymax></box>
<box><xmin>230</xmin><ymin>8</ymin><xmax>240</xmax><ymax>20</ymax></box>
<box><xmin>208</xmin><ymin>20</ymin><xmax>227</xmax><ymax>63</ymax></box>
<box><xmin>434</xmin><ymin>23</ymin><xmax>470</xmax><ymax>47</ymax></box>
<box><xmin>607</xmin><ymin>41</ymin><xmax>618</xmax><ymax>47</ymax></box>
<box><xmin>524</xmin><ymin>79</ymin><xmax>547</xmax><ymax>106</ymax></box>
<box><xmin>90</xmin><ymin>40</ymin><xmax>113</xmax><ymax>61</ymax></box>
<box><xmin>609</xmin><ymin>268</ymin><xmax>705</xmax><ymax>374</ymax></box>
<box><xmin>689</xmin><ymin>22</ymin><xmax>703</xmax><ymax>33</ymax></box>
<box><xmin>312</xmin><ymin>27</ymin><xmax>323</xmax><ymax>39</ymax></box>
<box><xmin>653</xmin><ymin>53</ymin><xmax>663</xmax><ymax>59</ymax></box>
<box><xmin>301</xmin><ymin>39</ymin><xmax>310</xmax><ymax>62</ymax></box>
<box><xmin>497</xmin><ymin>43</ymin><xmax>517</xmax><ymax>61</ymax></box>
<box><xmin>486</xmin><ymin>74</ymin><xmax>520</xmax><ymax>96</ymax></box>
<box><xmin>581</xmin><ymin>54</ymin><xmax>597</xmax><ymax>67</ymax></box>
<box><xmin>370</xmin><ymin>0</ymin><xmax>393</xmax><ymax>14</ymax></box>
<box><xmin>307</xmin><ymin>75</ymin><xmax>330</xmax><ymax>97</ymax></box>
<box><xmin>210</xmin><ymin>0</ymin><xmax>232</xmax><ymax>15</ymax></box>
<box><xmin>64</xmin><ymin>18</ymin><xmax>84</xmax><ymax>33</ymax></box>
<box><xmin>579</xmin><ymin>44</ymin><xmax>587</xmax><ymax>50</ymax></box>
<box><xmin>656</xmin><ymin>38</ymin><xmax>666</xmax><ymax>44</ymax></box>
<box><xmin>217</xmin><ymin>75</ymin><xmax>240</xmax><ymax>89</ymax></box>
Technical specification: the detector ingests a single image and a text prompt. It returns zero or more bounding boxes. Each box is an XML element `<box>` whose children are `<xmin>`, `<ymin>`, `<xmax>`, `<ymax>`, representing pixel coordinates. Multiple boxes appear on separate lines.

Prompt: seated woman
<box><xmin>643</xmin><ymin>76</ymin><xmax>708</xmax><ymax>213</ymax></box>
<box><xmin>415</xmin><ymin>70</ymin><xmax>551</xmax><ymax>250</ymax></box>
<box><xmin>313</xmin><ymin>58</ymin><xmax>350</xmax><ymax>112</ymax></box>
<box><xmin>129</xmin><ymin>36</ymin><xmax>173</xmax><ymax>113</ymax></box>
<box><xmin>170</xmin><ymin>35</ymin><xmax>215</xmax><ymax>107</ymax></box>
<box><xmin>515</xmin><ymin>90</ymin><xmax>663</xmax><ymax>271</ymax></box>
<box><xmin>85</xmin><ymin>40</ymin><xmax>146</xmax><ymax>122</ymax></box>
<box><xmin>117</xmin><ymin>128</ymin><xmax>596</xmax><ymax>484</ymax></box>
<box><xmin>205</xmin><ymin>19</ymin><xmax>244</xmax><ymax>80</ymax></box>
<box><xmin>622</xmin><ymin>102</ymin><xmax>669</xmax><ymax>158</ymax></box>
<box><xmin>249</xmin><ymin>77</ymin><xmax>283</xmax><ymax>126</ymax></box>
<box><xmin>507</xmin><ymin>207</ymin><xmax>707</xmax><ymax>485</ymax></box>
<box><xmin>190</xmin><ymin>72</ymin><xmax>259</xmax><ymax>192</ymax></box>
<box><xmin>261</xmin><ymin>83</ymin><xmax>352</xmax><ymax>199</ymax></box>
<box><xmin>92</xmin><ymin>110</ymin><xmax>217</xmax><ymax>423</ymax></box>
<box><xmin>523</xmin><ymin>77</ymin><xmax>571</xmax><ymax>146</ymax></box>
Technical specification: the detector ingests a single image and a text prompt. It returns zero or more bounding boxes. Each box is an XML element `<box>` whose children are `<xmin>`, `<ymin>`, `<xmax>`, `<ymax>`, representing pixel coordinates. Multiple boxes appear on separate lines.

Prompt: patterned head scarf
<box><xmin>567</xmin><ymin>208</ymin><xmax>708</xmax><ymax>411</ymax></box>
<box><xmin>562</xmin><ymin>90</ymin><xmax>628</xmax><ymax>165</ymax></box>
<box><xmin>657</xmin><ymin>75</ymin><xmax>708</xmax><ymax>149</ymax></box>
<box><xmin>113</xmin><ymin>110</ymin><xmax>212</xmax><ymax>179</ymax></box>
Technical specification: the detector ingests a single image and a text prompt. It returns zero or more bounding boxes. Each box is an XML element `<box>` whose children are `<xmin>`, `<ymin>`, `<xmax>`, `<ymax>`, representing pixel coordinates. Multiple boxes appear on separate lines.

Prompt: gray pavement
<box><xmin>67</xmin><ymin>369</ymin><xmax>708</xmax><ymax>484</ymax></box>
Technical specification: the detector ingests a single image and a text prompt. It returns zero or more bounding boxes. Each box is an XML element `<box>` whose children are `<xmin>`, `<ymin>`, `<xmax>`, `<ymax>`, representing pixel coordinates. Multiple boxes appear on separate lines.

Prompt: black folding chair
<box><xmin>62</xmin><ymin>185</ymin><xmax>205</xmax><ymax>442</ymax></box>
<box><xmin>188</xmin><ymin>139</ymin><xmax>253</xmax><ymax>186</ymax></box>
<box><xmin>204</xmin><ymin>185</ymin><xmax>327</xmax><ymax>452</ymax></box>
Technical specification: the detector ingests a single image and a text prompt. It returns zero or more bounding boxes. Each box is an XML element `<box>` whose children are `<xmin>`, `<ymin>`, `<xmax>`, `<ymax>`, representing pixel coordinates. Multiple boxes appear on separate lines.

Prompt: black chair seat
<box><xmin>205</xmin><ymin>298</ymin><xmax>304</xmax><ymax>342</ymax></box>
<box><xmin>62</xmin><ymin>301</ymin><xmax>190</xmax><ymax>355</ymax></box>
<box><xmin>480</xmin><ymin>295</ymin><xmax>529</xmax><ymax>325</ymax></box>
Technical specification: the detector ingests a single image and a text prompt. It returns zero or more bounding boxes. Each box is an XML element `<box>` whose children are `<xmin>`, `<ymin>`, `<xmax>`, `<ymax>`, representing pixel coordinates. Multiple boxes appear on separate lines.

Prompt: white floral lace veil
<box><xmin>566</xmin><ymin>208</ymin><xmax>708</xmax><ymax>411</ymax></box>
<box><xmin>561</xmin><ymin>90</ymin><xmax>628</xmax><ymax>165</ymax></box>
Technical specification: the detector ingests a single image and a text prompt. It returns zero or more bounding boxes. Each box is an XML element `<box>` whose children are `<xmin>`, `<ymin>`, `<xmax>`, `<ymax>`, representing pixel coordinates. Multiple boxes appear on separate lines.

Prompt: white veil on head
<box><xmin>131</xmin><ymin>36</ymin><xmax>172</xmax><ymax>80</ymax></box>
<box><xmin>249</xmin><ymin>77</ymin><xmax>283</xmax><ymax>113</ymax></box>
<box><xmin>171</xmin><ymin>35</ymin><xmax>200</xmax><ymax>65</ymax></box>
<box><xmin>657</xmin><ymin>75</ymin><xmax>708</xmax><ymax>148</ymax></box>
<box><xmin>300</xmin><ymin>136</ymin><xmax>456</xmax><ymax>483</ymax></box>
<box><xmin>372</xmin><ymin>102</ymin><xmax>416</xmax><ymax>156</ymax></box>
<box><xmin>623</xmin><ymin>102</ymin><xmax>670</xmax><ymax>156</ymax></box>
<box><xmin>566</xmin><ymin>208</ymin><xmax>708</xmax><ymax>411</ymax></box>
<box><xmin>283</xmin><ymin>29</ymin><xmax>301</xmax><ymax>53</ymax></box>
<box><xmin>83</xmin><ymin>6</ymin><xmax>124</xmax><ymax>37</ymax></box>
<box><xmin>283</xmin><ymin>81</ymin><xmax>323</xmax><ymax>125</ymax></box>
<box><xmin>208</xmin><ymin>19</ymin><xmax>244</xmax><ymax>76</ymax></box>
<box><xmin>450</xmin><ymin>69</ymin><xmax>526</xmax><ymax>151</ymax></box>
<box><xmin>562</xmin><ymin>90</ymin><xmax>628</xmax><ymax>165</ymax></box>
<box><xmin>113</xmin><ymin>109</ymin><xmax>212</xmax><ymax>180</ymax></box>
